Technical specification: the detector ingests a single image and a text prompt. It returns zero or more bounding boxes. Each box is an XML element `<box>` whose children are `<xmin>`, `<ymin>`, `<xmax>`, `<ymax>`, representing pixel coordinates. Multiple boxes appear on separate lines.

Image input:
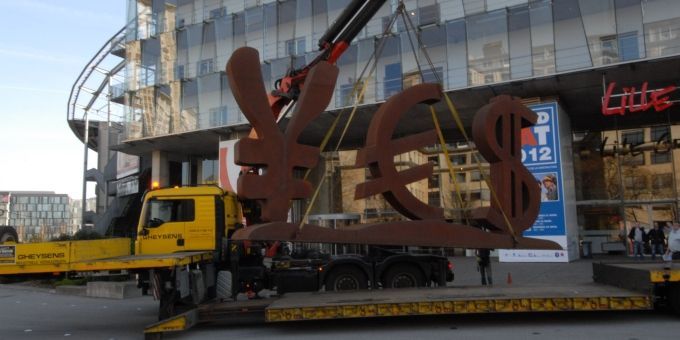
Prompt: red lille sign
<box><xmin>601</xmin><ymin>81</ymin><xmax>676</xmax><ymax>116</ymax></box>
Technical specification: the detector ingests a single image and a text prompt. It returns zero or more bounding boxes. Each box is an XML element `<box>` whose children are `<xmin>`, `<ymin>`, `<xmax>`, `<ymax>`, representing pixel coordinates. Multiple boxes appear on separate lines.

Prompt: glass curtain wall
<box><xmin>573</xmin><ymin>123</ymin><xmax>680</xmax><ymax>244</ymax></box>
<box><xmin>123</xmin><ymin>0</ymin><xmax>680</xmax><ymax>141</ymax></box>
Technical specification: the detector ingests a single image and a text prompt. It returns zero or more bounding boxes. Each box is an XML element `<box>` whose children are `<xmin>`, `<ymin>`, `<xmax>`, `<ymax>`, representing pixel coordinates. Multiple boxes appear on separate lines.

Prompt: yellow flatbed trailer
<box><xmin>0</xmin><ymin>238</ymin><xmax>212</xmax><ymax>275</ymax></box>
<box><xmin>145</xmin><ymin>262</ymin><xmax>680</xmax><ymax>338</ymax></box>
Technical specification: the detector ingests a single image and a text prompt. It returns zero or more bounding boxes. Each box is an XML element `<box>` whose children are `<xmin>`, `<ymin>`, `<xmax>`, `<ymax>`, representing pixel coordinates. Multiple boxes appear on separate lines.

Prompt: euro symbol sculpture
<box><xmin>355</xmin><ymin>83</ymin><xmax>444</xmax><ymax>220</ymax></box>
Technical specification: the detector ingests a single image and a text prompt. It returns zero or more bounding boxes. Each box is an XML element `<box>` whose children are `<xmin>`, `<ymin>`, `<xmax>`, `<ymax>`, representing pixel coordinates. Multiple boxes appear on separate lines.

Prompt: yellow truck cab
<box><xmin>136</xmin><ymin>186</ymin><xmax>242</xmax><ymax>255</ymax></box>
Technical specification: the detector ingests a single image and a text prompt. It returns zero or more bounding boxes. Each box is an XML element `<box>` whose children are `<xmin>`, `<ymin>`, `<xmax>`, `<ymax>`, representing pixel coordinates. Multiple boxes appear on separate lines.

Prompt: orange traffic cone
<box><xmin>506</xmin><ymin>272</ymin><xmax>513</xmax><ymax>285</ymax></box>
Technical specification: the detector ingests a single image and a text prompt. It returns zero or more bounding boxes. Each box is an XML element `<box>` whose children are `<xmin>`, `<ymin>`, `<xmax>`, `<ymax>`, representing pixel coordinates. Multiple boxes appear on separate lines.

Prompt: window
<box><xmin>624</xmin><ymin>175</ymin><xmax>647</xmax><ymax>191</ymax></box>
<box><xmin>422</xmin><ymin>66</ymin><xmax>444</xmax><ymax>84</ymax></box>
<box><xmin>286</xmin><ymin>38</ymin><xmax>306</xmax><ymax>56</ymax></box>
<box><xmin>145</xmin><ymin>199</ymin><xmax>195</xmax><ymax>226</ymax></box>
<box><xmin>454</xmin><ymin>172</ymin><xmax>466</xmax><ymax>183</ymax></box>
<box><xmin>470</xmin><ymin>170</ymin><xmax>481</xmax><ymax>181</ymax></box>
<box><xmin>197</xmin><ymin>59</ymin><xmax>214</xmax><ymax>76</ymax></box>
<box><xmin>618</xmin><ymin>32</ymin><xmax>640</xmax><ymax>61</ymax></box>
<box><xmin>449</xmin><ymin>154</ymin><xmax>467</xmax><ymax>165</ymax></box>
<box><xmin>384</xmin><ymin>63</ymin><xmax>402</xmax><ymax>97</ymax></box>
<box><xmin>652</xmin><ymin>151</ymin><xmax>671</xmax><ymax>164</ymax></box>
<box><xmin>651</xmin><ymin>126</ymin><xmax>670</xmax><ymax>142</ymax></box>
<box><xmin>418</xmin><ymin>4</ymin><xmax>440</xmax><ymax>27</ymax></box>
<box><xmin>245</xmin><ymin>7</ymin><xmax>263</xmax><ymax>33</ymax></box>
<box><xmin>651</xmin><ymin>127</ymin><xmax>671</xmax><ymax>164</ymax></box>
<box><xmin>429</xmin><ymin>174</ymin><xmax>439</xmax><ymax>189</ymax></box>
<box><xmin>382</xmin><ymin>16</ymin><xmax>396</xmax><ymax>34</ymax></box>
<box><xmin>652</xmin><ymin>174</ymin><xmax>673</xmax><ymax>190</ymax></box>
<box><xmin>428</xmin><ymin>192</ymin><xmax>441</xmax><ymax>207</ymax></box>
<box><xmin>209</xmin><ymin>106</ymin><xmax>228</xmax><ymax>126</ymax></box>
<box><xmin>622</xmin><ymin>130</ymin><xmax>645</xmax><ymax>166</ymax></box>
<box><xmin>337</xmin><ymin>83</ymin><xmax>356</xmax><ymax>107</ymax></box>
<box><xmin>209</xmin><ymin>7</ymin><xmax>226</xmax><ymax>20</ymax></box>
<box><xmin>428</xmin><ymin>156</ymin><xmax>439</xmax><ymax>167</ymax></box>
<box><xmin>622</xmin><ymin>130</ymin><xmax>644</xmax><ymax>146</ymax></box>
<box><xmin>600</xmin><ymin>35</ymin><xmax>619</xmax><ymax>64</ymax></box>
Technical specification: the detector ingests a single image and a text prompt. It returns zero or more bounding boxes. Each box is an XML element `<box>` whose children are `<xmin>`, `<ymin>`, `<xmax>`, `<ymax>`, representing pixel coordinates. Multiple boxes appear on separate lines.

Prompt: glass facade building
<box><xmin>119</xmin><ymin>0</ymin><xmax>680</xmax><ymax>141</ymax></box>
<box><xmin>102</xmin><ymin>0</ymin><xmax>680</xmax><ymax>254</ymax></box>
<box><xmin>5</xmin><ymin>192</ymin><xmax>72</xmax><ymax>242</ymax></box>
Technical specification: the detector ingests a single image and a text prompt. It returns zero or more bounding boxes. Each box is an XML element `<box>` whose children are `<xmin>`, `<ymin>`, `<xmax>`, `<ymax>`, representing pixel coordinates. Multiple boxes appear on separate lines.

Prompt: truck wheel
<box><xmin>383</xmin><ymin>264</ymin><xmax>425</xmax><ymax>289</ymax></box>
<box><xmin>216</xmin><ymin>270</ymin><xmax>233</xmax><ymax>300</ymax></box>
<box><xmin>0</xmin><ymin>226</ymin><xmax>18</xmax><ymax>244</ymax></box>
<box><xmin>158</xmin><ymin>290</ymin><xmax>178</xmax><ymax>321</ymax></box>
<box><xmin>326</xmin><ymin>266</ymin><xmax>368</xmax><ymax>291</ymax></box>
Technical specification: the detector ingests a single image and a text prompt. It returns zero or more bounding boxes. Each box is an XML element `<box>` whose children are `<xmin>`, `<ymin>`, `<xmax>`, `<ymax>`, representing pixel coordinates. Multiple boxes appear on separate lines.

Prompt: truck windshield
<box><xmin>145</xmin><ymin>199</ymin><xmax>195</xmax><ymax>227</ymax></box>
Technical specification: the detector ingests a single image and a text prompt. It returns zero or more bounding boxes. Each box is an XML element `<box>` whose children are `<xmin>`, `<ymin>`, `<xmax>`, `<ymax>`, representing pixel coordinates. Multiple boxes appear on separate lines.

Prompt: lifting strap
<box><xmin>297</xmin><ymin>6</ymin><xmax>403</xmax><ymax>230</ymax></box>
<box><xmin>399</xmin><ymin>1</ymin><xmax>518</xmax><ymax>241</ymax></box>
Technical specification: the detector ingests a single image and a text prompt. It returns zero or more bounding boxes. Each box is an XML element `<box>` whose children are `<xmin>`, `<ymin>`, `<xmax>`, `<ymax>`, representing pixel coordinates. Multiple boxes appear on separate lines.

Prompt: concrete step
<box><xmin>55</xmin><ymin>285</ymin><xmax>87</xmax><ymax>297</ymax></box>
<box><xmin>86</xmin><ymin>281</ymin><xmax>142</xmax><ymax>299</ymax></box>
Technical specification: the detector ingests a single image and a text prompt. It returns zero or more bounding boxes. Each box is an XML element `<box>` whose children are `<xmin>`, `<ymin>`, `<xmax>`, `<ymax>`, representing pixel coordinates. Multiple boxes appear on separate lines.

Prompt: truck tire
<box><xmin>216</xmin><ymin>270</ymin><xmax>233</xmax><ymax>300</ymax></box>
<box><xmin>0</xmin><ymin>226</ymin><xmax>18</xmax><ymax>244</ymax></box>
<box><xmin>382</xmin><ymin>264</ymin><xmax>425</xmax><ymax>289</ymax></box>
<box><xmin>325</xmin><ymin>266</ymin><xmax>368</xmax><ymax>291</ymax></box>
<box><xmin>158</xmin><ymin>290</ymin><xmax>179</xmax><ymax>321</ymax></box>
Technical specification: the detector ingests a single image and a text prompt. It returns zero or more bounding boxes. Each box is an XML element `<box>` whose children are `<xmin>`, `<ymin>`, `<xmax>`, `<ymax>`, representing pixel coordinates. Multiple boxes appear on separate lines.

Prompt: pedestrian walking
<box><xmin>476</xmin><ymin>248</ymin><xmax>493</xmax><ymax>285</ymax></box>
<box><xmin>648</xmin><ymin>223</ymin><xmax>666</xmax><ymax>260</ymax></box>
<box><xmin>628</xmin><ymin>223</ymin><xmax>646</xmax><ymax>260</ymax></box>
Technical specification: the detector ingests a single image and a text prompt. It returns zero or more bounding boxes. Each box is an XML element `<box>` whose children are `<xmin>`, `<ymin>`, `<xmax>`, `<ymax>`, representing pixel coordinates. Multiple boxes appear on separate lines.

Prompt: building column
<box><xmin>151</xmin><ymin>150</ymin><xmax>170</xmax><ymax>188</ymax></box>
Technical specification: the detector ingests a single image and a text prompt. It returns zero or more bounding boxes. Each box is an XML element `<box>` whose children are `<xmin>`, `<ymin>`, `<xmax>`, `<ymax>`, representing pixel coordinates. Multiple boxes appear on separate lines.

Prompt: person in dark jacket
<box><xmin>648</xmin><ymin>224</ymin><xmax>666</xmax><ymax>260</ymax></box>
<box><xmin>476</xmin><ymin>248</ymin><xmax>492</xmax><ymax>285</ymax></box>
<box><xmin>628</xmin><ymin>223</ymin><xmax>647</xmax><ymax>260</ymax></box>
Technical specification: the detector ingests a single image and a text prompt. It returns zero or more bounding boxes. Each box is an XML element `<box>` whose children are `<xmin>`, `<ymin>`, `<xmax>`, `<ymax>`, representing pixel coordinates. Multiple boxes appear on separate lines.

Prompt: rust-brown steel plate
<box><xmin>231</xmin><ymin>222</ymin><xmax>561</xmax><ymax>250</ymax></box>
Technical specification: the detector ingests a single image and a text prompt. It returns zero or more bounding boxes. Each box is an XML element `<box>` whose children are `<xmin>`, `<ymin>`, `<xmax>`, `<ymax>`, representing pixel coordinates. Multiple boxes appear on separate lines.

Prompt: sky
<box><xmin>0</xmin><ymin>0</ymin><xmax>126</xmax><ymax>199</ymax></box>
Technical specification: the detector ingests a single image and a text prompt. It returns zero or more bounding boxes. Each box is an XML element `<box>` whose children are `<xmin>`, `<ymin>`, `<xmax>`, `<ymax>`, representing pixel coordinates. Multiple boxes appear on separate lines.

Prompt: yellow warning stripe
<box><xmin>265</xmin><ymin>296</ymin><xmax>652</xmax><ymax>322</ymax></box>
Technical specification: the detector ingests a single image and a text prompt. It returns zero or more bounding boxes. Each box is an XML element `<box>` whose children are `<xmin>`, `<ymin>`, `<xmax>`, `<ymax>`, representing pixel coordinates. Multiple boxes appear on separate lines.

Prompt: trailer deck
<box><xmin>265</xmin><ymin>283</ymin><xmax>651</xmax><ymax>322</ymax></box>
<box><xmin>145</xmin><ymin>261</ymin><xmax>680</xmax><ymax>338</ymax></box>
<box><xmin>145</xmin><ymin>283</ymin><xmax>652</xmax><ymax>336</ymax></box>
<box><xmin>0</xmin><ymin>238</ymin><xmax>212</xmax><ymax>275</ymax></box>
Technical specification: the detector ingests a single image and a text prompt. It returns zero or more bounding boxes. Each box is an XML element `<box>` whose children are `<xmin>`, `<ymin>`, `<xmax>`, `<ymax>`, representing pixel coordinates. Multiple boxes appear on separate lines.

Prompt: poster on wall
<box><xmin>116</xmin><ymin>152</ymin><xmax>139</xmax><ymax>179</ymax></box>
<box><xmin>218</xmin><ymin>140</ymin><xmax>241</xmax><ymax>194</ymax></box>
<box><xmin>499</xmin><ymin>102</ymin><xmax>570</xmax><ymax>262</ymax></box>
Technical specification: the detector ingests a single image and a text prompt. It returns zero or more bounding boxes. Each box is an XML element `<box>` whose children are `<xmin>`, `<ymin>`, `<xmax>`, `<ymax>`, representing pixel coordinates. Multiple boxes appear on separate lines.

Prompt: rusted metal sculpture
<box><xmin>228</xmin><ymin>46</ymin><xmax>560</xmax><ymax>250</ymax></box>
<box><xmin>355</xmin><ymin>83</ymin><xmax>443</xmax><ymax>220</ymax></box>
<box><xmin>471</xmin><ymin>95</ymin><xmax>541</xmax><ymax>239</ymax></box>
<box><xmin>227</xmin><ymin>47</ymin><xmax>338</xmax><ymax>222</ymax></box>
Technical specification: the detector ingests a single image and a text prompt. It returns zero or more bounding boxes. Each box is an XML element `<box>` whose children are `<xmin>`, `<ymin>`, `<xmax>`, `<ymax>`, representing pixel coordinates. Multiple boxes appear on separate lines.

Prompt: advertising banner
<box><xmin>116</xmin><ymin>152</ymin><xmax>139</xmax><ymax>179</ymax></box>
<box><xmin>0</xmin><ymin>245</ymin><xmax>16</xmax><ymax>265</ymax></box>
<box><xmin>500</xmin><ymin>102</ymin><xmax>570</xmax><ymax>262</ymax></box>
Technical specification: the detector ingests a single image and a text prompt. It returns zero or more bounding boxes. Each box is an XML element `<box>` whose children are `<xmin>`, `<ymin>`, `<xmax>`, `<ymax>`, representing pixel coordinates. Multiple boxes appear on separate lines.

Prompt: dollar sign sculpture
<box><xmin>471</xmin><ymin>95</ymin><xmax>540</xmax><ymax>238</ymax></box>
